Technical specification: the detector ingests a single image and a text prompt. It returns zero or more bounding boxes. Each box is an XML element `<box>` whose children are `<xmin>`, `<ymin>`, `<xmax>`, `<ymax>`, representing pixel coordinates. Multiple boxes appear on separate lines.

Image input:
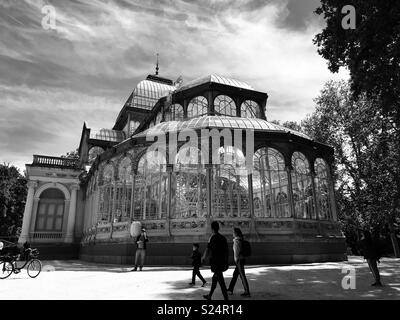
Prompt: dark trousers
<box><xmin>192</xmin><ymin>266</ymin><xmax>206</xmax><ymax>284</ymax></box>
<box><xmin>134</xmin><ymin>249</ymin><xmax>146</xmax><ymax>269</ymax></box>
<box><xmin>367</xmin><ymin>259</ymin><xmax>381</xmax><ymax>283</ymax></box>
<box><xmin>209</xmin><ymin>271</ymin><xmax>229</xmax><ymax>300</ymax></box>
<box><xmin>228</xmin><ymin>259</ymin><xmax>250</xmax><ymax>294</ymax></box>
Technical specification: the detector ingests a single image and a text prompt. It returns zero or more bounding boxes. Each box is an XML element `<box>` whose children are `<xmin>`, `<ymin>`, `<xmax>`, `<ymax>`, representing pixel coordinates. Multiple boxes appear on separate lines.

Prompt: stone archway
<box><xmin>29</xmin><ymin>182</ymin><xmax>73</xmax><ymax>242</ymax></box>
<box><xmin>34</xmin><ymin>182</ymin><xmax>71</xmax><ymax>201</ymax></box>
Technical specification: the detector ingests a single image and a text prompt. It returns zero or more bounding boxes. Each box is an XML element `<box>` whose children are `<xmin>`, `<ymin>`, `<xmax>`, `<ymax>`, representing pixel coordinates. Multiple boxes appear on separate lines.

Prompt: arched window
<box><xmin>214</xmin><ymin>95</ymin><xmax>236</xmax><ymax>116</ymax></box>
<box><xmin>187</xmin><ymin>96</ymin><xmax>208</xmax><ymax>118</ymax></box>
<box><xmin>165</xmin><ymin>104</ymin><xmax>184</xmax><ymax>121</ymax></box>
<box><xmin>98</xmin><ymin>164</ymin><xmax>114</xmax><ymax>223</ymax></box>
<box><xmin>173</xmin><ymin>104</ymin><xmax>184</xmax><ymax>120</ymax></box>
<box><xmin>291</xmin><ymin>152</ymin><xmax>316</xmax><ymax>219</ymax></box>
<box><xmin>213</xmin><ymin>146</ymin><xmax>250</xmax><ymax>218</ymax></box>
<box><xmin>252</xmin><ymin>148</ymin><xmax>289</xmax><ymax>218</ymax></box>
<box><xmin>88</xmin><ymin>146</ymin><xmax>104</xmax><ymax>165</ymax></box>
<box><xmin>171</xmin><ymin>147</ymin><xmax>207</xmax><ymax>219</ymax></box>
<box><xmin>130</xmin><ymin>120</ymin><xmax>140</xmax><ymax>134</ymax></box>
<box><xmin>315</xmin><ymin>158</ymin><xmax>333</xmax><ymax>220</ymax></box>
<box><xmin>133</xmin><ymin>151</ymin><xmax>167</xmax><ymax>220</ymax></box>
<box><xmin>35</xmin><ymin>188</ymin><xmax>65</xmax><ymax>232</ymax></box>
<box><xmin>241</xmin><ymin>100</ymin><xmax>260</xmax><ymax>118</ymax></box>
<box><xmin>115</xmin><ymin>157</ymin><xmax>133</xmax><ymax>223</ymax></box>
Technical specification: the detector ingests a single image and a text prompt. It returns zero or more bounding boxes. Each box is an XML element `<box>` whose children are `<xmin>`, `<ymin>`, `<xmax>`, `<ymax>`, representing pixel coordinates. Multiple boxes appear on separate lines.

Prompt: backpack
<box><xmin>241</xmin><ymin>239</ymin><xmax>252</xmax><ymax>257</ymax></box>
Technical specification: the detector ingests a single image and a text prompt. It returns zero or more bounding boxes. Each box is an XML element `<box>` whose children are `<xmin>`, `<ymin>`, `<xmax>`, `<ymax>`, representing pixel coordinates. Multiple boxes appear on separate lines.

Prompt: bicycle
<box><xmin>0</xmin><ymin>248</ymin><xmax>42</xmax><ymax>279</ymax></box>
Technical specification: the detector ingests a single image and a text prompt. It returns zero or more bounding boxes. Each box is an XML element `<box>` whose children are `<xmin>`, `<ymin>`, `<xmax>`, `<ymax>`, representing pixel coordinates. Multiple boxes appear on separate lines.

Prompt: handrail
<box><xmin>30</xmin><ymin>232</ymin><xmax>63</xmax><ymax>239</ymax></box>
<box><xmin>32</xmin><ymin>155</ymin><xmax>80</xmax><ymax>169</ymax></box>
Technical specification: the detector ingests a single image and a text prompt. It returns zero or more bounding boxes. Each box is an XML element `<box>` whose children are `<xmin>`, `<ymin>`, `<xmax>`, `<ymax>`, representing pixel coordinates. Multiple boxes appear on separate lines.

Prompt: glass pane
<box><xmin>214</xmin><ymin>95</ymin><xmax>236</xmax><ymax>116</ymax></box>
<box><xmin>37</xmin><ymin>216</ymin><xmax>45</xmax><ymax>230</ymax></box>
<box><xmin>315</xmin><ymin>158</ymin><xmax>332</xmax><ymax>220</ymax></box>
<box><xmin>213</xmin><ymin>146</ymin><xmax>249</xmax><ymax>218</ymax></box>
<box><xmin>241</xmin><ymin>100</ymin><xmax>260</xmax><ymax>118</ymax></box>
<box><xmin>56</xmin><ymin>204</ymin><xmax>63</xmax><ymax>216</ymax></box>
<box><xmin>47</xmin><ymin>204</ymin><xmax>56</xmax><ymax>217</ymax></box>
<box><xmin>172</xmin><ymin>147</ymin><xmax>207</xmax><ymax>219</ymax></box>
<box><xmin>46</xmin><ymin>217</ymin><xmax>54</xmax><ymax>230</ymax></box>
<box><xmin>188</xmin><ymin>96</ymin><xmax>208</xmax><ymax>118</ymax></box>
<box><xmin>55</xmin><ymin>217</ymin><xmax>63</xmax><ymax>231</ymax></box>
<box><xmin>253</xmin><ymin>147</ymin><xmax>289</xmax><ymax>218</ymax></box>
<box><xmin>38</xmin><ymin>203</ymin><xmax>46</xmax><ymax>215</ymax></box>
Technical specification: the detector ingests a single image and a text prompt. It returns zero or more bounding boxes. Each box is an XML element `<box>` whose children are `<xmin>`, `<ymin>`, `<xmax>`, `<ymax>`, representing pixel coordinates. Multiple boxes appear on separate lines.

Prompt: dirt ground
<box><xmin>1</xmin><ymin>256</ymin><xmax>399</xmax><ymax>300</ymax></box>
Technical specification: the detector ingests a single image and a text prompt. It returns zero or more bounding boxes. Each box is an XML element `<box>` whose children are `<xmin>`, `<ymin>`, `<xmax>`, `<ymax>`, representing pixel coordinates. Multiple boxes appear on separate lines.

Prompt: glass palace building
<box><xmin>19</xmin><ymin>73</ymin><xmax>346</xmax><ymax>264</ymax></box>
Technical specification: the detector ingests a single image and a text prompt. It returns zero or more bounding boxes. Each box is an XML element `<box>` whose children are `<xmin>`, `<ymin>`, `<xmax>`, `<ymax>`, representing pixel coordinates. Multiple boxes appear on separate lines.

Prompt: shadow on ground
<box><xmin>159</xmin><ymin>258</ymin><xmax>400</xmax><ymax>300</ymax></box>
<box><xmin>41</xmin><ymin>260</ymin><xmax>197</xmax><ymax>273</ymax></box>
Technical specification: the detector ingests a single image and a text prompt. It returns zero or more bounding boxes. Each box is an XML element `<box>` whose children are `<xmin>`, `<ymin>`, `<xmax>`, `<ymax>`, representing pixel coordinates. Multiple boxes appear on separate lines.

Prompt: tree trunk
<box><xmin>389</xmin><ymin>220</ymin><xmax>400</xmax><ymax>258</ymax></box>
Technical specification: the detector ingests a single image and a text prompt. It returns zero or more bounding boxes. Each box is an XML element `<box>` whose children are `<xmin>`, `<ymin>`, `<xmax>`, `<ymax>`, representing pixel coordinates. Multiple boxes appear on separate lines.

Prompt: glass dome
<box><xmin>176</xmin><ymin>74</ymin><xmax>254</xmax><ymax>92</ymax></box>
<box><xmin>89</xmin><ymin>128</ymin><xmax>125</xmax><ymax>142</ymax></box>
<box><xmin>133</xmin><ymin>116</ymin><xmax>311</xmax><ymax>140</ymax></box>
<box><xmin>129</xmin><ymin>80</ymin><xmax>175</xmax><ymax>110</ymax></box>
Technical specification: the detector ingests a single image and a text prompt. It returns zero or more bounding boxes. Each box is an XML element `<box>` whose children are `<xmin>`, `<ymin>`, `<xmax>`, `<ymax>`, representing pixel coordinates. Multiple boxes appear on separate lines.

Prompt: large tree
<box><xmin>313</xmin><ymin>0</ymin><xmax>400</xmax><ymax>113</ymax></box>
<box><xmin>314</xmin><ymin>1</ymin><xmax>400</xmax><ymax>256</ymax></box>
<box><xmin>0</xmin><ymin>164</ymin><xmax>27</xmax><ymax>242</ymax></box>
<box><xmin>302</xmin><ymin>81</ymin><xmax>400</xmax><ymax>256</ymax></box>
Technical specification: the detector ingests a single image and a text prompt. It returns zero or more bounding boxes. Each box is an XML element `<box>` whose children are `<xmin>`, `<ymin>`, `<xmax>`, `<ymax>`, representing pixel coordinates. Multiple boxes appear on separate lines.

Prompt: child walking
<box><xmin>189</xmin><ymin>243</ymin><xmax>207</xmax><ymax>287</ymax></box>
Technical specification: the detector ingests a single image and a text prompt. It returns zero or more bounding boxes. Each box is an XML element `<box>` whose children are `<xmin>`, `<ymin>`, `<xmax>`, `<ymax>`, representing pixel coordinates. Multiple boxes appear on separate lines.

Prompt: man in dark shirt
<box><xmin>202</xmin><ymin>221</ymin><xmax>229</xmax><ymax>300</ymax></box>
<box><xmin>358</xmin><ymin>230</ymin><xmax>382</xmax><ymax>286</ymax></box>
<box><xmin>131</xmin><ymin>228</ymin><xmax>149</xmax><ymax>271</ymax></box>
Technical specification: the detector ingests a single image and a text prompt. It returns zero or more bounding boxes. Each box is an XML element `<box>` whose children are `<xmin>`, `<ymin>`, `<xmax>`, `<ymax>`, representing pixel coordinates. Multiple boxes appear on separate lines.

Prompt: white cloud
<box><xmin>0</xmin><ymin>0</ymin><xmax>349</xmax><ymax>171</ymax></box>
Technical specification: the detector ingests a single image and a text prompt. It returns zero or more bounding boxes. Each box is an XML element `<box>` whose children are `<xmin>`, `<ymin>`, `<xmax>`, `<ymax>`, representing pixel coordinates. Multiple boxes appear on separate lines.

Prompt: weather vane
<box><xmin>155</xmin><ymin>53</ymin><xmax>159</xmax><ymax>75</ymax></box>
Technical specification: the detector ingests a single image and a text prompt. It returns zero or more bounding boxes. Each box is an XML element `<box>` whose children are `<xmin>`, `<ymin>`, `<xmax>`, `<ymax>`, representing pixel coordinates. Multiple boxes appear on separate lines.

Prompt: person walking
<box><xmin>131</xmin><ymin>227</ymin><xmax>148</xmax><ymax>271</ymax></box>
<box><xmin>188</xmin><ymin>243</ymin><xmax>207</xmax><ymax>287</ymax></box>
<box><xmin>227</xmin><ymin>228</ymin><xmax>250</xmax><ymax>296</ymax></box>
<box><xmin>202</xmin><ymin>221</ymin><xmax>229</xmax><ymax>300</ymax></box>
<box><xmin>358</xmin><ymin>229</ymin><xmax>382</xmax><ymax>286</ymax></box>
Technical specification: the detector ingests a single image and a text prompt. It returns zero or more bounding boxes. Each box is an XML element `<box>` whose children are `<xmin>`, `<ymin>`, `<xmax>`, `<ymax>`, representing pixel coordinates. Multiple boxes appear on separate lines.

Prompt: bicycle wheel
<box><xmin>0</xmin><ymin>261</ymin><xmax>13</xmax><ymax>279</ymax></box>
<box><xmin>27</xmin><ymin>259</ymin><xmax>42</xmax><ymax>278</ymax></box>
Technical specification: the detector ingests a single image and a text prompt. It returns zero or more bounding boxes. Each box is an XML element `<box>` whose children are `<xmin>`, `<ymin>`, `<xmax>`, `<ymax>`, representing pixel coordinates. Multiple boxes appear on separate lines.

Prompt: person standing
<box><xmin>189</xmin><ymin>243</ymin><xmax>207</xmax><ymax>287</ymax></box>
<box><xmin>358</xmin><ymin>229</ymin><xmax>382</xmax><ymax>286</ymax></box>
<box><xmin>227</xmin><ymin>228</ymin><xmax>250</xmax><ymax>296</ymax></box>
<box><xmin>131</xmin><ymin>227</ymin><xmax>148</xmax><ymax>271</ymax></box>
<box><xmin>202</xmin><ymin>221</ymin><xmax>229</xmax><ymax>300</ymax></box>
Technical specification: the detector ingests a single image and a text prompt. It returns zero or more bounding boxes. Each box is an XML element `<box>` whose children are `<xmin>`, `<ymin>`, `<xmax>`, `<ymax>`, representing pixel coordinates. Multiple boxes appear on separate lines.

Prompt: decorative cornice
<box><xmin>70</xmin><ymin>184</ymin><xmax>80</xmax><ymax>191</ymax></box>
<box><xmin>27</xmin><ymin>180</ymin><xmax>38</xmax><ymax>189</ymax></box>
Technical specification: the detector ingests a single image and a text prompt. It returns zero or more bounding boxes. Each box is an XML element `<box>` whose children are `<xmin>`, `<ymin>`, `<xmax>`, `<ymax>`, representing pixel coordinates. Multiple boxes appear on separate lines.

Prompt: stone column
<box><xmin>29</xmin><ymin>198</ymin><xmax>40</xmax><ymax>233</ymax></box>
<box><xmin>328</xmin><ymin>176</ymin><xmax>338</xmax><ymax>221</ymax></box>
<box><xmin>310</xmin><ymin>172</ymin><xmax>319</xmax><ymax>220</ymax></box>
<box><xmin>286</xmin><ymin>167</ymin><xmax>296</xmax><ymax>218</ymax></box>
<box><xmin>166</xmin><ymin>165</ymin><xmax>173</xmax><ymax>237</ymax></box>
<box><xmin>65</xmin><ymin>184</ymin><xmax>79</xmax><ymax>243</ymax></box>
<box><xmin>248</xmin><ymin>174</ymin><xmax>256</xmax><ymax>235</ymax></box>
<box><xmin>205</xmin><ymin>164</ymin><xmax>213</xmax><ymax>234</ymax></box>
<box><xmin>18</xmin><ymin>181</ymin><xmax>37</xmax><ymax>244</ymax></box>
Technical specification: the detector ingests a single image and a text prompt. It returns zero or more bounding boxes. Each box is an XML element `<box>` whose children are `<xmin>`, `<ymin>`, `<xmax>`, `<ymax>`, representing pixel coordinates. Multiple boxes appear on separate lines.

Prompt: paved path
<box><xmin>1</xmin><ymin>256</ymin><xmax>399</xmax><ymax>300</ymax></box>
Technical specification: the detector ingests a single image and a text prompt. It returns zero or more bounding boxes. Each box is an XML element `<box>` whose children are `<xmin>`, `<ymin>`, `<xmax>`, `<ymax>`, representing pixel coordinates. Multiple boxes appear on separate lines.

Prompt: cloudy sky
<box><xmin>0</xmin><ymin>0</ymin><xmax>348</xmax><ymax>172</ymax></box>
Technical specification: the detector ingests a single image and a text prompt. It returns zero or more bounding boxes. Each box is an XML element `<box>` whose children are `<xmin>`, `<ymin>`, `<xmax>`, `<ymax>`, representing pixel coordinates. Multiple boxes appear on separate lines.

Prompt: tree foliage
<box><xmin>314</xmin><ymin>1</ymin><xmax>400</xmax><ymax>254</ymax></box>
<box><xmin>61</xmin><ymin>149</ymin><xmax>79</xmax><ymax>160</ymax></box>
<box><xmin>0</xmin><ymin>164</ymin><xmax>27</xmax><ymax>241</ymax></box>
<box><xmin>301</xmin><ymin>81</ymin><xmax>400</xmax><ymax>255</ymax></box>
<box><xmin>270</xmin><ymin>120</ymin><xmax>303</xmax><ymax>132</ymax></box>
<box><xmin>314</xmin><ymin>0</ymin><xmax>400</xmax><ymax>112</ymax></box>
